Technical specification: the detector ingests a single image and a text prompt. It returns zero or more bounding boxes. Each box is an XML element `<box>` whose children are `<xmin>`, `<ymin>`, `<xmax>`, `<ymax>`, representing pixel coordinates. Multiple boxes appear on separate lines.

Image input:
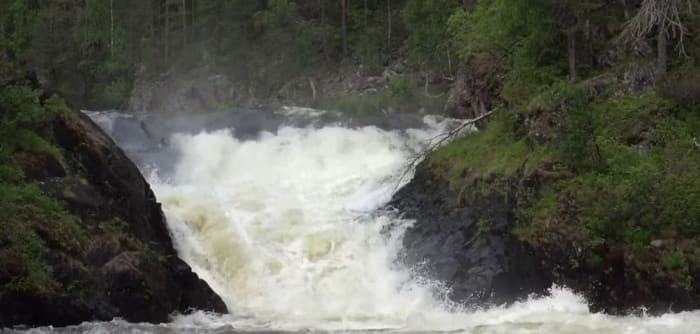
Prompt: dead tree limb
<box><xmin>693</xmin><ymin>137</ymin><xmax>700</xmax><ymax>148</ymax></box>
<box><xmin>394</xmin><ymin>110</ymin><xmax>494</xmax><ymax>190</ymax></box>
<box><xmin>622</xmin><ymin>0</ymin><xmax>693</xmax><ymax>55</ymax></box>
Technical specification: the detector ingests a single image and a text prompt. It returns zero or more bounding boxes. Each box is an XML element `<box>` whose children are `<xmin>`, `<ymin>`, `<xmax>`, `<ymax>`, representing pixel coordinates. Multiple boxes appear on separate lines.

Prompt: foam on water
<box><xmin>149</xmin><ymin>122</ymin><xmax>452</xmax><ymax>331</ymax></box>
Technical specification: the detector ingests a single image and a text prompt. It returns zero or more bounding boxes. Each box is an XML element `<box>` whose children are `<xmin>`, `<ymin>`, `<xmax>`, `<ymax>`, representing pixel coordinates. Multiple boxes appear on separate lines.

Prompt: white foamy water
<box><xmin>149</xmin><ymin>121</ymin><xmax>452</xmax><ymax>331</ymax></box>
<box><xmin>11</xmin><ymin>110</ymin><xmax>700</xmax><ymax>334</ymax></box>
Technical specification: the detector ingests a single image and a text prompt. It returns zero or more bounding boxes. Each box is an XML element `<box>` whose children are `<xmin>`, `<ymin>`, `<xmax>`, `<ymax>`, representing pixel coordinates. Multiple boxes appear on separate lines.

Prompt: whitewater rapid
<box><xmin>17</xmin><ymin>109</ymin><xmax>699</xmax><ymax>333</ymax></box>
<box><xmin>148</xmin><ymin>117</ymin><xmax>455</xmax><ymax>330</ymax></box>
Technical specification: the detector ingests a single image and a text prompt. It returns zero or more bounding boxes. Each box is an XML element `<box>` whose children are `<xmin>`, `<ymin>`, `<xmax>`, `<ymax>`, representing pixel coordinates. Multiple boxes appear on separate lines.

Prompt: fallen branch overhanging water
<box><xmin>394</xmin><ymin>110</ymin><xmax>494</xmax><ymax>191</ymax></box>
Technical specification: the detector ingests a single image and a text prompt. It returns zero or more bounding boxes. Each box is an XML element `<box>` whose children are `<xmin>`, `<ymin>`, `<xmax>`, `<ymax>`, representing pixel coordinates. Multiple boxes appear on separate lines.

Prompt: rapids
<box><xmin>8</xmin><ymin>108</ymin><xmax>699</xmax><ymax>334</ymax></box>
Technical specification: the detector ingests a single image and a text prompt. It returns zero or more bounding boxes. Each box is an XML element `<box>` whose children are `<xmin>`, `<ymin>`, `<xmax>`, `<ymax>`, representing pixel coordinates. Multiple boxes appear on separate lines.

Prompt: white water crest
<box><xmin>149</xmin><ymin>118</ymin><xmax>454</xmax><ymax>331</ymax></box>
<box><xmin>142</xmin><ymin>109</ymin><xmax>700</xmax><ymax>334</ymax></box>
<box><xmin>17</xmin><ymin>108</ymin><xmax>699</xmax><ymax>334</ymax></box>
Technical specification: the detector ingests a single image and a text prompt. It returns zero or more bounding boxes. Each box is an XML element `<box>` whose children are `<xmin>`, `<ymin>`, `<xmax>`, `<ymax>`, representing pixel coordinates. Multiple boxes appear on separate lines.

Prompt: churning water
<box><xmin>9</xmin><ymin>108</ymin><xmax>700</xmax><ymax>334</ymax></box>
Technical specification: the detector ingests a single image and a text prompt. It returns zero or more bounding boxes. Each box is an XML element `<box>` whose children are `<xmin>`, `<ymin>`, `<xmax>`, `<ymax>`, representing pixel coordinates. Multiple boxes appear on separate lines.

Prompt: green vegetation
<box><xmin>419</xmin><ymin>0</ymin><xmax>700</xmax><ymax>290</ymax></box>
<box><xmin>433</xmin><ymin>79</ymin><xmax>700</xmax><ymax>287</ymax></box>
<box><xmin>0</xmin><ymin>74</ymin><xmax>83</xmax><ymax>295</ymax></box>
<box><xmin>0</xmin><ymin>0</ymin><xmax>474</xmax><ymax>110</ymax></box>
<box><xmin>429</xmin><ymin>113</ymin><xmax>528</xmax><ymax>185</ymax></box>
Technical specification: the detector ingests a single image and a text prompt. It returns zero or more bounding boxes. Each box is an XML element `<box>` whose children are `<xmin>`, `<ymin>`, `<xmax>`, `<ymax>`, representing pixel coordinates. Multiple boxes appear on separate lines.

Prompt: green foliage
<box><xmin>402</xmin><ymin>0</ymin><xmax>461</xmax><ymax>68</ymax></box>
<box><xmin>0</xmin><ymin>182</ymin><xmax>86</xmax><ymax>295</ymax></box>
<box><xmin>514</xmin><ymin>92</ymin><xmax>700</xmax><ymax>255</ymax></box>
<box><xmin>247</xmin><ymin>0</ymin><xmax>335</xmax><ymax>92</ymax></box>
<box><xmin>0</xmin><ymin>75</ymin><xmax>87</xmax><ymax>296</ymax></box>
<box><xmin>448</xmin><ymin>0</ymin><xmax>531</xmax><ymax>58</ymax></box>
<box><xmin>348</xmin><ymin>2</ymin><xmax>390</xmax><ymax>70</ymax></box>
<box><xmin>665</xmin><ymin>251</ymin><xmax>689</xmax><ymax>271</ymax></box>
<box><xmin>429</xmin><ymin>112</ymin><xmax>529</xmax><ymax>189</ymax></box>
<box><xmin>0</xmin><ymin>0</ymin><xmax>39</xmax><ymax>62</ymax></box>
<box><xmin>387</xmin><ymin>75</ymin><xmax>414</xmax><ymax>97</ymax></box>
<box><xmin>77</xmin><ymin>0</ymin><xmax>132</xmax><ymax>108</ymax></box>
<box><xmin>0</xmin><ymin>86</ymin><xmax>66</xmax><ymax>158</ymax></box>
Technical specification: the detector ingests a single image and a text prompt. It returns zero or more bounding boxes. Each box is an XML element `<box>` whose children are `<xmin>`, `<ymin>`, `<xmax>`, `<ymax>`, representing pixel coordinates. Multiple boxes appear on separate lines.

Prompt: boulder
<box><xmin>0</xmin><ymin>111</ymin><xmax>226</xmax><ymax>328</ymax></box>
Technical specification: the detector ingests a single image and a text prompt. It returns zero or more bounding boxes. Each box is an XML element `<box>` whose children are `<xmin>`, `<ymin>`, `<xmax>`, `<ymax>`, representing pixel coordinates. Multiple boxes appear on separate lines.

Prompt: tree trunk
<box><xmin>182</xmin><ymin>0</ymin><xmax>187</xmax><ymax>46</ymax></box>
<box><xmin>110</xmin><ymin>0</ymin><xmax>114</xmax><ymax>55</ymax></box>
<box><xmin>165</xmin><ymin>0</ymin><xmax>169</xmax><ymax>61</ymax></box>
<box><xmin>387</xmin><ymin>0</ymin><xmax>392</xmax><ymax>48</ymax></box>
<box><xmin>341</xmin><ymin>0</ymin><xmax>348</xmax><ymax>56</ymax></box>
<box><xmin>319</xmin><ymin>0</ymin><xmax>326</xmax><ymax>55</ymax></box>
<box><xmin>657</xmin><ymin>24</ymin><xmax>667</xmax><ymax>78</ymax></box>
<box><xmin>567</xmin><ymin>29</ymin><xmax>577</xmax><ymax>80</ymax></box>
<box><xmin>364</xmin><ymin>0</ymin><xmax>368</xmax><ymax>28</ymax></box>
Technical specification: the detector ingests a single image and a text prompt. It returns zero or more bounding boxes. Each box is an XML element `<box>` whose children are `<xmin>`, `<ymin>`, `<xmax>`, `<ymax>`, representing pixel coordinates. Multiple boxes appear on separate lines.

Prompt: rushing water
<box><xmin>9</xmin><ymin>108</ymin><xmax>700</xmax><ymax>334</ymax></box>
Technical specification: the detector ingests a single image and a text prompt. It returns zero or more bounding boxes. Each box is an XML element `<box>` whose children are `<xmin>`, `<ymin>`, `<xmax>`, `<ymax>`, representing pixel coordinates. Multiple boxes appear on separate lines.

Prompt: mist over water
<box><xmin>18</xmin><ymin>108</ymin><xmax>699</xmax><ymax>334</ymax></box>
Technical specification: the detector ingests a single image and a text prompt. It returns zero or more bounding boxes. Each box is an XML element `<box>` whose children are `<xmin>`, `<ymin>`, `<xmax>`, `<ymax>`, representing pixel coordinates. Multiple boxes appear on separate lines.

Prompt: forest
<box><xmin>2</xmin><ymin>0</ymin><xmax>700</xmax><ymax>328</ymax></box>
<box><xmin>1</xmin><ymin>0</ymin><xmax>693</xmax><ymax>111</ymax></box>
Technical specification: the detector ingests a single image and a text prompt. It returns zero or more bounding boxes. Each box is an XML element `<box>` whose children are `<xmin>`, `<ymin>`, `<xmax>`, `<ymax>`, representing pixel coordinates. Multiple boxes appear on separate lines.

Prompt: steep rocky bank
<box><xmin>390</xmin><ymin>75</ymin><xmax>700</xmax><ymax>314</ymax></box>
<box><xmin>390</xmin><ymin>162</ymin><xmax>551</xmax><ymax>305</ymax></box>
<box><xmin>392</xmin><ymin>152</ymin><xmax>700</xmax><ymax>314</ymax></box>
<box><xmin>0</xmin><ymin>104</ymin><xmax>226</xmax><ymax>327</ymax></box>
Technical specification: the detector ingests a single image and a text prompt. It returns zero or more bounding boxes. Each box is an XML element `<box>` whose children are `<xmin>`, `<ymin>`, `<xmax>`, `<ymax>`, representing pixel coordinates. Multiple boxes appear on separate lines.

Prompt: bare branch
<box><xmin>693</xmin><ymin>137</ymin><xmax>700</xmax><ymax>148</ymax></box>
<box><xmin>394</xmin><ymin>111</ymin><xmax>494</xmax><ymax>190</ymax></box>
<box><xmin>621</xmin><ymin>0</ymin><xmax>692</xmax><ymax>55</ymax></box>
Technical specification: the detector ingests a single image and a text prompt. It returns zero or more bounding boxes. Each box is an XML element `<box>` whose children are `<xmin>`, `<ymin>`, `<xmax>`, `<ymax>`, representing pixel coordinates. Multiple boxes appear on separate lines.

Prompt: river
<box><xmin>9</xmin><ymin>108</ymin><xmax>699</xmax><ymax>334</ymax></box>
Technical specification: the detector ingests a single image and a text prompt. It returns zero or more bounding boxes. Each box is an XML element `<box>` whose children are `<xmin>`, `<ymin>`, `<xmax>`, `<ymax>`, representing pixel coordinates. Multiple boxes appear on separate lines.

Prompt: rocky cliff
<box><xmin>0</xmin><ymin>107</ymin><xmax>226</xmax><ymax>327</ymax></box>
<box><xmin>390</xmin><ymin>77</ymin><xmax>700</xmax><ymax>314</ymax></box>
<box><xmin>390</xmin><ymin>162</ymin><xmax>551</xmax><ymax>306</ymax></box>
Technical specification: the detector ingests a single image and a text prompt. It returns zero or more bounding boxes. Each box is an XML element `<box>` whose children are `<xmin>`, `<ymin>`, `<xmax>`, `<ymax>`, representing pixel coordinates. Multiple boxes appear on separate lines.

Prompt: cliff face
<box><xmin>390</xmin><ymin>163</ymin><xmax>551</xmax><ymax>306</ymax></box>
<box><xmin>390</xmin><ymin>70</ymin><xmax>700</xmax><ymax>314</ymax></box>
<box><xmin>0</xmin><ymin>110</ymin><xmax>226</xmax><ymax>327</ymax></box>
<box><xmin>393</xmin><ymin>152</ymin><xmax>700</xmax><ymax>314</ymax></box>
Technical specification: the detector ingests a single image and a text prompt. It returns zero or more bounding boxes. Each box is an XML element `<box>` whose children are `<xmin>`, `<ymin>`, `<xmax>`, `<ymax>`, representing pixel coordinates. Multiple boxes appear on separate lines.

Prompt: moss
<box><xmin>593</xmin><ymin>94</ymin><xmax>677</xmax><ymax>142</ymax></box>
<box><xmin>429</xmin><ymin>112</ymin><xmax>529</xmax><ymax>189</ymax></box>
<box><xmin>0</xmin><ymin>183</ymin><xmax>86</xmax><ymax>295</ymax></box>
<box><xmin>0</xmin><ymin>81</ymin><xmax>85</xmax><ymax>297</ymax></box>
<box><xmin>523</xmin><ymin>145</ymin><xmax>558</xmax><ymax>175</ymax></box>
<box><xmin>15</xmin><ymin>129</ymin><xmax>66</xmax><ymax>165</ymax></box>
<box><xmin>432</xmin><ymin>77</ymin><xmax>700</xmax><ymax>290</ymax></box>
<box><xmin>99</xmin><ymin>218</ymin><xmax>149</xmax><ymax>253</ymax></box>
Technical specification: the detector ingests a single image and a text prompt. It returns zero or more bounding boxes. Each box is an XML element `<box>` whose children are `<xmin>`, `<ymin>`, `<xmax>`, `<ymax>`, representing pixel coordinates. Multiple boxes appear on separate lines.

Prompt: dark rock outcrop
<box><xmin>389</xmin><ymin>162</ymin><xmax>551</xmax><ymax>306</ymax></box>
<box><xmin>0</xmin><ymin>111</ymin><xmax>226</xmax><ymax>328</ymax></box>
<box><xmin>391</xmin><ymin>148</ymin><xmax>700</xmax><ymax>314</ymax></box>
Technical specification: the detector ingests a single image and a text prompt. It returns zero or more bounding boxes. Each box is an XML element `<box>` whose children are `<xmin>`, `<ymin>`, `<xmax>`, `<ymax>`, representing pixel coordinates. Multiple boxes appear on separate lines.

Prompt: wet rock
<box><xmin>391</xmin><ymin>153</ymin><xmax>700</xmax><ymax>315</ymax></box>
<box><xmin>0</xmin><ymin>111</ymin><xmax>226</xmax><ymax>328</ymax></box>
<box><xmin>16</xmin><ymin>150</ymin><xmax>66</xmax><ymax>180</ymax></box>
<box><xmin>100</xmin><ymin>252</ymin><xmax>179</xmax><ymax>323</ymax></box>
<box><xmin>39</xmin><ymin>176</ymin><xmax>104</xmax><ymax>210</ymax></box>
<box><xmin>389</xmin><ymin>163</ymin><xmax>551</xmax><ymax>306</ymax></box>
